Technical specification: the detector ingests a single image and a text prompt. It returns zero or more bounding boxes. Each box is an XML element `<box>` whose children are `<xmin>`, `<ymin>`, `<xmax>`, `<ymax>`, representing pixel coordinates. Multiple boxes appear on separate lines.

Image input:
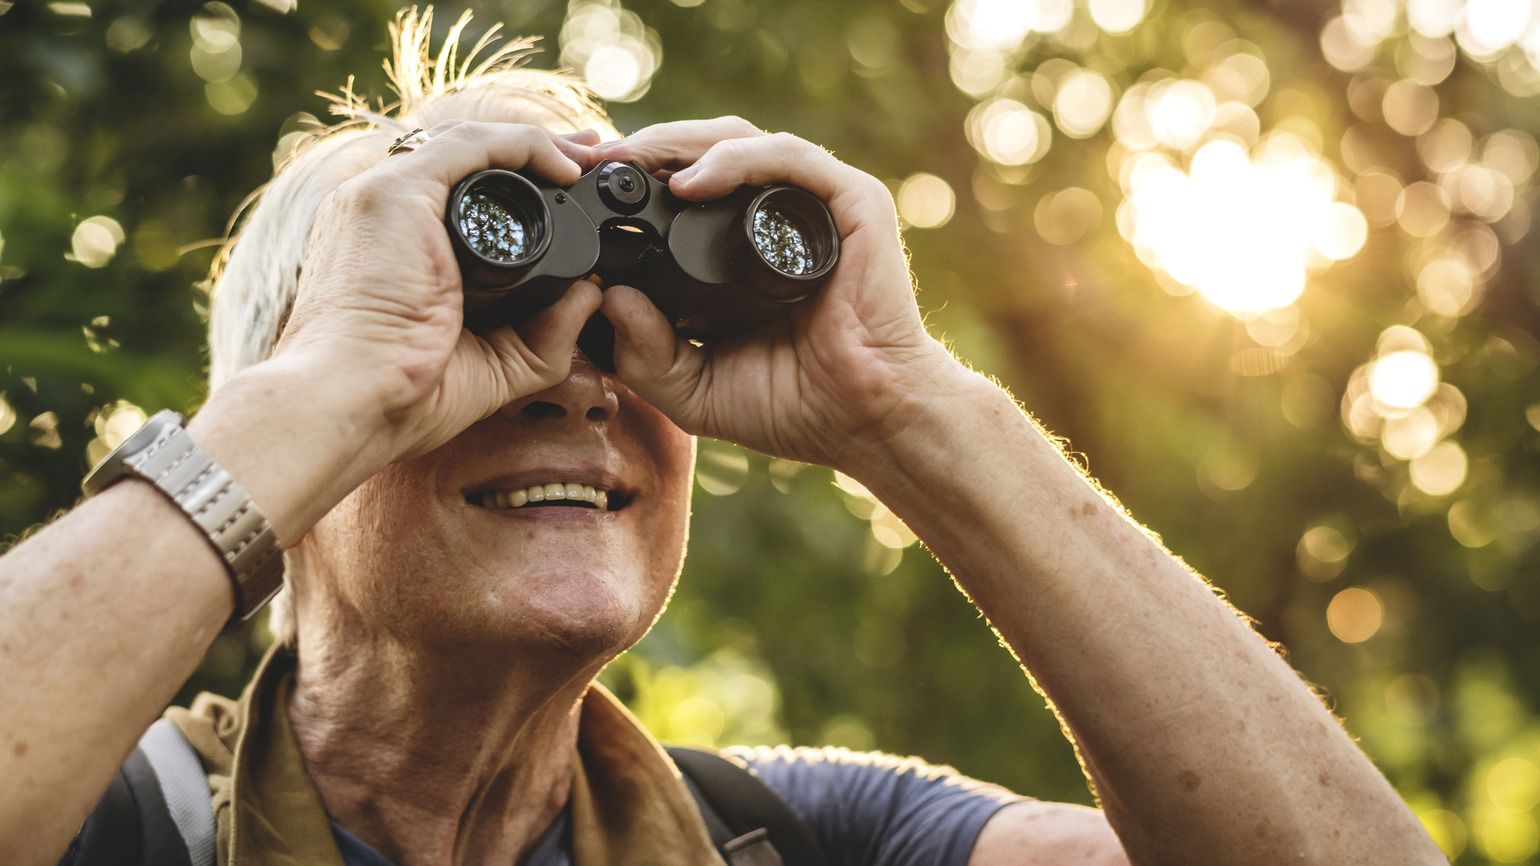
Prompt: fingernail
<box><xmin>672</xmin><ymin>166</ymin><xmax>699</xmax><ymax>185</ymax></box>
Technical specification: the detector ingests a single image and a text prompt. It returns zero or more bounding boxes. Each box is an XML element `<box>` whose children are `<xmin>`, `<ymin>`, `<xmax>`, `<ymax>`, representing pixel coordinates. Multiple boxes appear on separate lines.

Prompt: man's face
<box><xmin>295</xmin><ymin>356</ymin><xmax>696</xmax><ymax>661</ymax></box>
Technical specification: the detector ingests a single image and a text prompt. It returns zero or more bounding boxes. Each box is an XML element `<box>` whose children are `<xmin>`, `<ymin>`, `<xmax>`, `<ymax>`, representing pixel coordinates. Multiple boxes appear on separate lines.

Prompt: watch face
<box><xmin>81</xmin><ymin>410</ymin><xmax>185</xmax><ymax>494</ymax></box>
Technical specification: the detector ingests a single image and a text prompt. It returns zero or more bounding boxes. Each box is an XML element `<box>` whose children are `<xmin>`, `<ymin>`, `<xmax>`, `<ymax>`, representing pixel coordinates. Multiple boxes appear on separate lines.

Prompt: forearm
<box><xmin>0</xmin><ymin>361</ymin><xmax>382</xmax><ymax>866</ymax></box>
<box><xmin>843</xmin><ymin>359</ymin><xmax>1443</xmax><ymax>866</ymax></box>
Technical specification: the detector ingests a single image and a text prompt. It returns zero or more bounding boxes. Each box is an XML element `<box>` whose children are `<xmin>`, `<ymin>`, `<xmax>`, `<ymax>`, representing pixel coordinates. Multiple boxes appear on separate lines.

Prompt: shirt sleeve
<box><xmin>724</xmin><ymin>745</ymin><xmax>1021</xmax><ymax>866</ymax></box>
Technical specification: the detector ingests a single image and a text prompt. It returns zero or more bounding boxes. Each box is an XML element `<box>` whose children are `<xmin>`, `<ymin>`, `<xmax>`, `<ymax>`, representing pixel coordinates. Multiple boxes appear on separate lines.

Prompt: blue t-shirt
<box><xmin>333</xmin><ymin>746</ymin><xmax>1019</xmax><ymax>866</ymax></box>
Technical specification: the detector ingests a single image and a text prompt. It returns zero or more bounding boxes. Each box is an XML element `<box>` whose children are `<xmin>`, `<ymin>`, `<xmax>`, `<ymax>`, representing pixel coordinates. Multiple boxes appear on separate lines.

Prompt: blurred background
<box><xmin>2</xmin><ymin>0</ymin><xmax>1538</xmax><ymax>861</ymax></box>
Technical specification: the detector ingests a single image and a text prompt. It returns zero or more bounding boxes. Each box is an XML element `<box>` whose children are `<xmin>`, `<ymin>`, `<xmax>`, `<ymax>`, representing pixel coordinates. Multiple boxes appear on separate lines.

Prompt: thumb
<box><xmin>602</xmin><ymin>285</ymin><xmax>709</xmax><ymax>429</ymax></box>
<box><xmin>479</xmin><ymin>279</ymin><xmax>603</xmax><ymax>405</ymax></box>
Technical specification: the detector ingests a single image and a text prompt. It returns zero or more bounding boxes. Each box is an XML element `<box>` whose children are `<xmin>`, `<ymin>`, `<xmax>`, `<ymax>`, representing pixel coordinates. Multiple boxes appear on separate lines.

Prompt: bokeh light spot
<box><xmin>1321</xmin><ymin>17</ymin><xmax>1378</xmax><ymax>72</ymax></box>
<box><xmin>1370</xmin><ymin>349</ymin><xmax>1439</xmax><ymax>410</ymax></box>
<box><xmin>946</xmin><ymin>0</ymin><xmax>1034</xmax><ymax>51</ymax></box>
<box><xmin>1087</xmin><ymin>0</ymin><xmax>1145</xmax><ymax>34</ymax></box>
<box><xmin>1474</xmin><ymin>807</ymin><xmax>1539</xmax><ymax>864</ymax></box>
<box><xmin>69</xmin><ymin>216</ymin><xmax>125</xmax><ymax>268</ymax></box>
<box><xmin>696</xmin><ymin>444</ymin><xmax>750</xmax><ymax>496</ymax></box>
<box><xmin>1327</xmin><ymin>586</ymin><xmax>1385</xmax><ymax>643</ymax></box>
<box><xmin>1311</xmin><ymin>201</ymin><xmax>1369</xmax><ymax>261</ymax></box>
<box><xmin>1053</xmin><ymin>69</ymin><xmax>1114</xmax><ymax>138</ymax></box>
<box><xmin>1122</xmin><ymin>137</ymin><xmax>1352</xmax><ymax>315</ymax></box>
<box><xmin>560</xmin><ymin>0</ymin><xmax>662</xmax><ymax>103</ymax></box>
<box><xmin>1418</xmin><ymin>255</ymin><xmax>1481</xmax><ymax>316</ymax></box>
<box><xmin>1410</xmin><ymin>440</ymin><xmax>1468</xmax><ymax>495</ymax></box>
<box><xmin>1383</xmin><ymin>79</ymin><xmax>1440</xmax><ymax>136</ymax></box>
<box><xmin>897</xmin><ymin>172</ymin><xmax>956</xmax><ymax>229</ymax></box>
<box><xmin>1034</xmin><ymin>187</ymin><xmax>1102</xmax><ymax>245</ymax></box>
<box><xmin>1464</xmin><ymin>0</ymin><xmax>1532</xmax><ymax>53</ymax></box>
<box><xmin>967</xmin><ymin>98</ymin><xmax>1052</xmax><ymax>166</ymax></box>
<box><xmin>1298</xmin><ymin>523</ymin><xmax>1355</xmax><ymax>581</ymax></box>
<box><xmin>1420</xmin><ymin>808</ymin><xmax>1468</xmax><ymax>860</ymax></box>
<box><xmin>1146</xmin><ymin>79</ymin><xmax>1216</xmax><ymax>150</ymax></box>
<box><xmin>1487</xmin><ymin>757</ymin><xmax>1540</xmax><ymax>811</ymax></box>
<box><xmin>1382</xmin><ymin>407</ymin><xmax>1440</xmax><ymax>459</ymax></box>
<box><xmin>1397</xmin><ymin>181</ymin><xmax>1452</xmax><ymax>237</ymax></box>
<box><xmin>205</xmin><ymin>73</ymin><xmax>258</xmax><ymax>115</ymax></box>
<box><xmin>0</xmin><ymin>393</ymin><xmax>16</xmax><ymax>437</ymax></box>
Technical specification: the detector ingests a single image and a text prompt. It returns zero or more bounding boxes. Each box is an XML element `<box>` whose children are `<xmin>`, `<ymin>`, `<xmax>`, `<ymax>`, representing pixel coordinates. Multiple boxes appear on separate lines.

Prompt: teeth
<box><xmin>474</xmin><ymin>482</ymin><xmax>615</xmax><ymax>511</ymax></box>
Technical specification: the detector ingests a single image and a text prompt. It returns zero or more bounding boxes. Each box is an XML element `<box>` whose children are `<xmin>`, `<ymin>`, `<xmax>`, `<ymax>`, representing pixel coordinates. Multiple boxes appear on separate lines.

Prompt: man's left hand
<box><xmin>589</xmin><ymin>117</ymin><xmax>959</xmax><ymax>469</ymax></box>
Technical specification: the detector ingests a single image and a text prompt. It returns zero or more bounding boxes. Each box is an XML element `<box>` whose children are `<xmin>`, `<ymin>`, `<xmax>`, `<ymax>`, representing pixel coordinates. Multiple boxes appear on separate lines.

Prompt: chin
<box><xmin>488</xmin><ymin>565</ymin><xmax>657</xmax><ymax>659</ymax></box>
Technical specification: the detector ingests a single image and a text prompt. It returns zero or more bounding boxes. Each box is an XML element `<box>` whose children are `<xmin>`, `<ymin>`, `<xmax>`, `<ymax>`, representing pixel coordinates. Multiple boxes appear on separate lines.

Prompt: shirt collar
<box><xmin>178</xmin><ymin>644</ymin><xmax>724</xmax><ymax>866</ymax></box>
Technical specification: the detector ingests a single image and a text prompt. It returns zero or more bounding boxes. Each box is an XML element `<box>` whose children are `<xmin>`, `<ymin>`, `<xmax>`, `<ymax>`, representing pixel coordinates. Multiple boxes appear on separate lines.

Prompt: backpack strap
<box><xmin>137</xmin><ymin>719</ymin><xmax>217</xmax><ymax>866</ymax></box>
<box><xmin>72</xmin><ymin>729</ymin><xmax>826</xmax><ymax>866</ymax></box>
<box><xmin>667</xmin><ymin>747</ymin><xmax>828</xmax><ymax>866</ymax></box>
<box><xmin>67</xmin><ymin>720</ymin><xmax>214</xmax><ymax>866</ymax></box>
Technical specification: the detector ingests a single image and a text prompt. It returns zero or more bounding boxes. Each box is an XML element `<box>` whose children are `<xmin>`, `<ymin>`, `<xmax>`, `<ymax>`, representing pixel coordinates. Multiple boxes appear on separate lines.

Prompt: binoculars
<box><xmin>445</xmin><ymin>160</ymin><xmax>841</xmax><ymax>369</ymax></box>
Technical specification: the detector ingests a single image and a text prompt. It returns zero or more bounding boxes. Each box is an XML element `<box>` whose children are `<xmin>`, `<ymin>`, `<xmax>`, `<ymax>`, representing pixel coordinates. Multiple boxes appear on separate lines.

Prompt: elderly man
<box><xmin>1</xmin><ymin>15</ymin><xmax>1441</xmax><ymax>866</ymax></box>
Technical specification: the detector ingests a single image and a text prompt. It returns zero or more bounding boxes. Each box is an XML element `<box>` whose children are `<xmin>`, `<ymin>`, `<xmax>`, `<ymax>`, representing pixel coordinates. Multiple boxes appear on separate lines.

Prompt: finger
<box><xmin>591</xmin><ymin>116</ymin><xmax>764</xmax><ymax>174</ymax></box>
<box><xmin>481</xmin><ymin>280</ymin><xmax>603</xmax><ymax>399</ymax></box>
<box><xmin>553</xmin><ymin>129</ymin><xmax>606</xmax><ymax>171</ymax></box>
<box><xmin>602</xmin><ymin>285</ymin><xmax>708</xmax><ymax>428</ymax></box>
<box><xmin>385</xmin><ymin>121</ymin><xmax>584</xmax><ymax>190</ymax></box>
<box><xmin>559</xmin><ymin>128</ymin><xmax>603</xmax><ymax>146</ymax></box>
<box><xmin>668</xmin><ymin>132</ymin><xmax>866</xmax><ymax>205</ymax></box>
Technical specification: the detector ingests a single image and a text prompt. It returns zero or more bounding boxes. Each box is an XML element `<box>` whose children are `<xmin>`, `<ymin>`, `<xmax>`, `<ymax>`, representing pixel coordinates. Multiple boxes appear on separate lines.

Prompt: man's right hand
<box><xmin>272</xmin><ymin>121</ymin><xmax>603</xmax><ymax>470</ymax></box>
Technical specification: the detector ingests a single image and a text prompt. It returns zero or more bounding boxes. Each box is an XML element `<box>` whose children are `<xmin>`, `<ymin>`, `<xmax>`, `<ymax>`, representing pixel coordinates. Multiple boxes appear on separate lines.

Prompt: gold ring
<box><xmin>387</xmin><ymin>127</ymin><xmax>431</xmax><ymax>156</ymax></box>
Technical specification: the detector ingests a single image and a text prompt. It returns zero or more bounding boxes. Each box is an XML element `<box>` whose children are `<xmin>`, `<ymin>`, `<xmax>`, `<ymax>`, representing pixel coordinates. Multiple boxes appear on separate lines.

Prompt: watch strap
<box><xmin>107</xmin><ymin>411</ymin><xmax>284</xmax><ymax>627</ymax></box>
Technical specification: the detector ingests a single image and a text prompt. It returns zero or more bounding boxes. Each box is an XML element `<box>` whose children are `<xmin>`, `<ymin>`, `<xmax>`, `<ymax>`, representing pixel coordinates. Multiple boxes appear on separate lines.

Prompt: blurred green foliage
<box><xmin>4</xmin><ymin>0</ymin><xmax>1540</xmax><ymax>862</ymax></box>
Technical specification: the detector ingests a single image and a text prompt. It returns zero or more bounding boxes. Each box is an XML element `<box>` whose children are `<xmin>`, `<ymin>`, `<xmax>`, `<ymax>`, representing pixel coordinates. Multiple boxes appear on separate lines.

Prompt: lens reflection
<box><xmin>459</xmin><ymin>189</ymin><xmax>531</xmax><ymax>263</ymax></box>
<box><xmin>752</xmin><ymin>206</ymin><xmax>816</xmax><ymax>275</ymax></box>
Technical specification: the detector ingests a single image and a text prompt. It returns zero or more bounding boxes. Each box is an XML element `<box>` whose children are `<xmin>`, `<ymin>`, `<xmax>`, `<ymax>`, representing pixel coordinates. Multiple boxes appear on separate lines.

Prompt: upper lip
<box><xmin>461</xmin><ymin>467</ymin><xmax>632</xmax><ymax>499</ymax></box>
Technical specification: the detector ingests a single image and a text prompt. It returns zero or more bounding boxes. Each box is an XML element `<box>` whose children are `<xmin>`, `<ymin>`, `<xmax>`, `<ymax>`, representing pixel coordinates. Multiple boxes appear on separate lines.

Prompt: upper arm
<box><xmin>969</xmin><ymin>801</ymin><xmax>1132</xmax><ymax>866</ymax></box>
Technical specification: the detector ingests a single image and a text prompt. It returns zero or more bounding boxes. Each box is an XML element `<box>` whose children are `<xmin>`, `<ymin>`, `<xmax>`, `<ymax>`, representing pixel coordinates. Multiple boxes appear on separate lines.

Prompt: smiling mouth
<box><xmin>464</xmin><ymin>481</ymin><xmax>632</xmax><ymax>512</ymax></box>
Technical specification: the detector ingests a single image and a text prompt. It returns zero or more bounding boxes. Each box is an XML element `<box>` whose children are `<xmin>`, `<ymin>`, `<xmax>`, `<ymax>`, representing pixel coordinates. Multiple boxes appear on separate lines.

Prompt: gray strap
<box><xmin>137</xmin><ymin>719</ymin><xmax>217</xmax><ymax>866</ymax></box>
<box><xmin>724</xmin><ymin>828</ymin><xmax>784</xmax><ymax>866</ymax></box>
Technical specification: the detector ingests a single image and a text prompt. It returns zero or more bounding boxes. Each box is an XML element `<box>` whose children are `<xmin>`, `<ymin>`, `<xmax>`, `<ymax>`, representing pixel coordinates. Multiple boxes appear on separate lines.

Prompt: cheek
<box><xmin>640</xmin><ymin>418</ymin><xmax>696</xmax><ymax>571</ymax></box>
<box><xmin>296</xmin><ymin>462</ymin><xmax>451</xmax><ymax>628</ymax></box>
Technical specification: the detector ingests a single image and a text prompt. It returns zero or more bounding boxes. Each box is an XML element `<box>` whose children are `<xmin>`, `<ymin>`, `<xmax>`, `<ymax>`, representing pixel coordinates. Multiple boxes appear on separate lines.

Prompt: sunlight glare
<box><xmin>1124</xmin><ymin>138</ymin><xmax>1352</xmax><ymax>315</ymax></box>
<box><xmin>1369</xmin><ymin>349</ymin><xmax>1439</xmax><ymax>409</ymax></box>
<box><xmin>1146</xmin><ymin>79</ymin><xmax>1216</xmax><ymax>150</ymax></box>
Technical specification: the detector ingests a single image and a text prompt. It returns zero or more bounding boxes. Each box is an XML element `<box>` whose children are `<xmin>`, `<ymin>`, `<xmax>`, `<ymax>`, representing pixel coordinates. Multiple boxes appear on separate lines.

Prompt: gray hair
<box><xmin>206</xmin><ymin>7</ymin><xmax>617</xmax><ymax>644</ymax></box>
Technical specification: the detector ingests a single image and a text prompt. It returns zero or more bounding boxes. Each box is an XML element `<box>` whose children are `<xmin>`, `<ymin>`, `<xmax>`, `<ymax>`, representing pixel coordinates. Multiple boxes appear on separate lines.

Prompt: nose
<box><xmin>499</xmin><ymin>354</ymin><xmax>620</xmax><ymax>424</ymax></box>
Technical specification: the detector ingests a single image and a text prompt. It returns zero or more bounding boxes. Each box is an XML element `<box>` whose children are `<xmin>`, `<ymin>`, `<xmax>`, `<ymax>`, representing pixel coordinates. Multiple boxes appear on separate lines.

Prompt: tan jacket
<box><xmin>164</xmin><ymin>646</ymin><xmax>726</xmax><ymax>866</ymax></box>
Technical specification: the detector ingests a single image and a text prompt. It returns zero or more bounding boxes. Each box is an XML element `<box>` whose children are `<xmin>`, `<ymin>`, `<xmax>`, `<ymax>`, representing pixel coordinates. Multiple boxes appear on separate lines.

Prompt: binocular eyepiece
<box><xmin>444</xmin><ymin>160</ymin><xmax>840</xmax><ymax>370</ymax></box>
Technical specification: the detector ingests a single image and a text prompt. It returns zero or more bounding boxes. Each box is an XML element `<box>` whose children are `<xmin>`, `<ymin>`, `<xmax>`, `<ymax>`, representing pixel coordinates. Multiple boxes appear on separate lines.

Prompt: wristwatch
<box><xmin>82</xmin><ymin>410</ymin><xmax>284</xmax><ymax>628</ymax></box>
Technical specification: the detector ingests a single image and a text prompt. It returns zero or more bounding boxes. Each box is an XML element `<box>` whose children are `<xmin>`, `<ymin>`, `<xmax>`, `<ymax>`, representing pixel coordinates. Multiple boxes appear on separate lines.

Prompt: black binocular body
<box><xmin>445</xmin><ymin>160</ymin><xmax>840</xmax><ymax>369</ymax></box>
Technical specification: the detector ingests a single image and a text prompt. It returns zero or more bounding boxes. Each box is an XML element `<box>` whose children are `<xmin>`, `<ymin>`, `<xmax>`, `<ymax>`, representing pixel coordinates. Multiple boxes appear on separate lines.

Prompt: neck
<box><xmin>289</xmin><ymin>630</ymin><xmax>601</xmax><ymax>866</ymax></box>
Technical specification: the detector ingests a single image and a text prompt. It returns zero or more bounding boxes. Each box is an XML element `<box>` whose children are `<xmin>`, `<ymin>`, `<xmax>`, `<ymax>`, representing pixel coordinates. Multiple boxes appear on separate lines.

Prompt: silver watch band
<box><xmin>91</xmin><ymin>411</ymin><xmax>284</xmax><ymax>627</ymax></box>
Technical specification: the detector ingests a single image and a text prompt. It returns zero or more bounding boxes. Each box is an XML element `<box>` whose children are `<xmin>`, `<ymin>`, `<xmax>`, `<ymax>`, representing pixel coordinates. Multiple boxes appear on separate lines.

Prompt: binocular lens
<box><xmin>751</xmin><ymin>206</ymin><xmax>817</xmax><ymax>276</ymax></box>
<box><xmin>458</xmin><ymin>188</ymin><xmax>536</xmax><ymax>264</ymax></box>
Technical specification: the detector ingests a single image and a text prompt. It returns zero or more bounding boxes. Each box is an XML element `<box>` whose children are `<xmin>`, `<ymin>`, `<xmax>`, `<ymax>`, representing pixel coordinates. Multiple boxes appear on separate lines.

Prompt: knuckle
<box><xmin>423</xmin><ymin>119</ymin><xmax>464</xmax><ymax>136</ymax></box>
<box><xmin>718</xmin><ymin>115</ymin><xmax>762</xmax><ymax>137</ymax></box>
<box><xmin>856</xmin><ymin>170</ymin><xmax>891</xmax><ymax>200</ymax></box>
<box><xmin>333</xmin><ymin>172</ymin><xmax>385</xmax><ymax>207</ymax></box>
<box><xmin>423</xmin><ymin>119</ymin><xmax>471</xmax><ymax>143</ymax></box>
<box><xmin>767</xmin><ymin>130</ymin><xmax>803</xmax><ymax>149</ymax></box>
<box><xmin>703</xmin><ymin>137</ymin><xmax>744</xmax><ymax>162</ymax></box>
